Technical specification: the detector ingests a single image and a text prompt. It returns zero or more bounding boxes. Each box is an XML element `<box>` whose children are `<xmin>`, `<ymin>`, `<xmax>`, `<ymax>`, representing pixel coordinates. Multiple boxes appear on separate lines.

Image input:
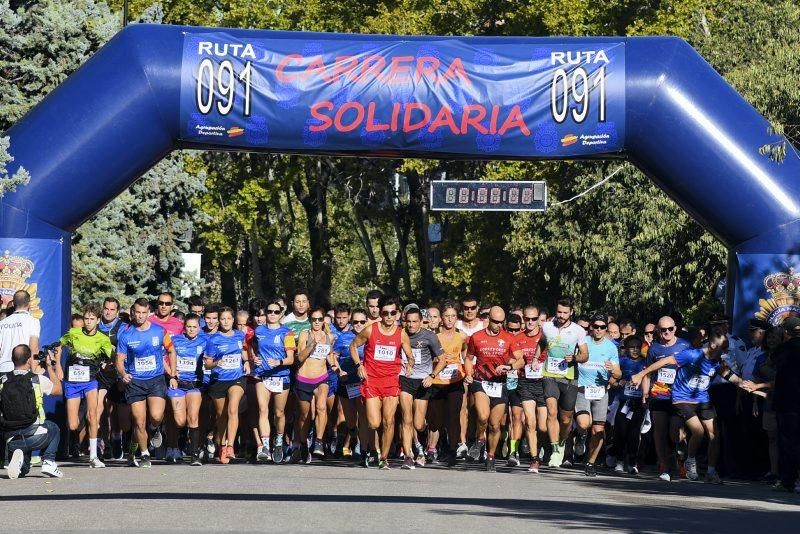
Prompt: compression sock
<box><xmin>89</xmin><ymin>438</ymin><xmax>98</xmax><ymax>460</ymax></box>
<box><xmin>510</xmin><ymin>439</ymin><xmax>519</xmax><ymax>454</ymax></box>
<box><xmin>261</xmin><ymin>435</ymin><xmax>270</xmax><ymax>448</ymax></box>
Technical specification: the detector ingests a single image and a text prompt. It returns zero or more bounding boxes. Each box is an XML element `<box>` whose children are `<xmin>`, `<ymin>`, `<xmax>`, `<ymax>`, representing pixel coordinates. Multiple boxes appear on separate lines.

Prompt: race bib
<box><xmin>177</xmin><ymin>356</ymin><xmax>197</xmax><ymax>373</ymax></box>
<box><xmin>525</xmin><ymin>363</ymin><xmax>543</xmax><ymax>379</ymax></box>
<box><xmin>218</xmin><ymin>353</ymin><xmax>241</xmax><ymax>370</ymax></box>
<box><xmin>374</xmin><ymin>344</ymin><xmax>397</xmax><ymax>362</ymax></box>
<box><xmin>687</xmin><ymin>375</ymin><xmax>711</xmax><ymax>390</ymax></box>
<box><xmin>68</xmin><ymin>365</ymin><xmax>90</xmax><ymax>383</ymax></box>
<box><xmin>506</xmin><ymin>370</ymin><xmax>518</xmax><ymax>379</ymax></box>
<box><xmin>264</xmin><ymin>376</ymin><xmax>284</xmax><ymax>393</ymax></box>
<box><xmin>439</xmin><ymin>364</ymin><xmax>458</xmax><ymax>380</ymax></box>
<box><xmin>134</xmin><ymin>355</ymin><xmax>157</xmax><ymax>373</ymax></box>
<box><xmin>311</xmin><ymin>343</ymin><xmax>331</xmax><ymax>360</ymax></box>
<box><xmin>657</xmin><ymin>368</ymin><xmax>676</xmax><ymax>385</ymax></box>
<box><xmin>346</xmin><ymin>382</ymin><xmax>362</xmax><ymax>399</ymax></box>
<box><xmin>547</xmin><ymin>356</ymin><xmax>568</xmax><ymax>376</ymax></box>
<box><xmin>624</xmin><ymin>382</ymin><xmax>643</xmax><ymax>397</ymax></box>
<box><xmin>412</xmin><ymin>349</ymin><xmax>423</xmax><ymax>365</ymax></box>
<box><xmin>482</xmin><ymin>381</ymin><xmax>503</xmax><ymax>398</ymax></box>
<box><xmin>584</xmin><ymin>385</ymin><xmax>606</xmax><ymax>400</ymax></box>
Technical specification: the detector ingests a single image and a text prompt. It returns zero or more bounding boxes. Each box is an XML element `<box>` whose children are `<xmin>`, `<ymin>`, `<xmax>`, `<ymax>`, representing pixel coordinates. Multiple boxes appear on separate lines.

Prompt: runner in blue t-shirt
<box><xmin>332</xmin><ymin>307</ymin><xmax>368</xmax><ymax>459</ymax></box>
<box><xmin>115</xmin><ymin>298</ymin><xmax>176</xmax><ymax>469</ymax></box>
<box><xmin>203</xmin><ymin>306</ymin><xmax>247</xmax><ymax>464</ymax></box>
<box><xmin>168</xmin><ymin>314</ymin><xmax>206</xmax><ymax>465</ymax></box>
<box><xmin>250</xmin><ymin>299</ymin><xmax>296</xmax><ymax>464</ymax></box>
<box><xmin>610</xmin><ymin>336</ymin><xmax>647</xmax><ymax>475</ymax></box>
<box><xmin>631</xmin><ymin>329</ymin><xmax>763</xmax><ymax>484</ymax></box>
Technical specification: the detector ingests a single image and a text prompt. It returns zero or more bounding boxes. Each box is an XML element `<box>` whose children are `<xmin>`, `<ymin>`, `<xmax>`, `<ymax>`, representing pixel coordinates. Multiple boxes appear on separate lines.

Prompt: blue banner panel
<box><xmin>179</xmin><ymin>33</ymin><xmax>625</xmax><ymax>158</ymax></box>
<box><xmin>732</xmin><ymin>253</ymin><xmax>800</xmax><ymax>335</ymax></box>
<box><xmin>430</xmin><ymin>180</ymin><xmax>546</xmax><ymax>211</ymax></box>
<box><xmin>0</xmin><ymin>239</ymin><xmax>62</xmax><ymax>345</ymax></box>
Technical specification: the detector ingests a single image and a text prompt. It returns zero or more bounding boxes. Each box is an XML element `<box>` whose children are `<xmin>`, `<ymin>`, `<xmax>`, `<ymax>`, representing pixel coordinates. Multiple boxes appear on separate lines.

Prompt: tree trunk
<box><xmin>406</xmin><ymin>170</ymin><xmax>434</xmax><ymax>302</ymax></box>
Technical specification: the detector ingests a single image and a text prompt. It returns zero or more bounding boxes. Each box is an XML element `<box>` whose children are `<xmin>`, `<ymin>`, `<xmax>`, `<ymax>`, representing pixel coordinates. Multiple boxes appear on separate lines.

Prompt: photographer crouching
<box><xmin>1</xmin><ymin>343</ymin><xmax>64</xmax><ymax>479</ymax></box>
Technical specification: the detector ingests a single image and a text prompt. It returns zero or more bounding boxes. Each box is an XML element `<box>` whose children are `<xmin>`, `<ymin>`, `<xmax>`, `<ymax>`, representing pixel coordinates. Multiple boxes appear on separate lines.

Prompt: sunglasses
<box><xmin>506</xmin><ymin>327</ymin><xmax>521</xmax><ymax>332</ymax></box>
<box><xmin>660</xmin><ymin>326</ymin><xmax>676</xmax><ymax>333</ymax></box>
<box><xmin>644</xmin><ymin>330</ymin><xmax>655</xmax><ymax>335</ymax></box>
<box><xmin>352</xmin><ymin>320</ymin><xmax>367</xmax><ymax>325</ymax></box>
<box><xmin>266</xmin><ymin>309</ymin><xmax>282</xmax><ymax>315</ymax></box>
<box><xmin>462</xmin><ymin>305</ymin><xmax>478</xmax><ymax>311</ymax></box>
<box><xmin>380</xmin><ymin>310</ymin><xmax>398</xmax><ymax>317</ymax></box>
<box><xmin>311</xmin><ymin>317</ymin><xmax>325</xmax><ymax>322</ymax></box>
<box><xmin>158</xmin><ymin>301</ymin><xmax>173</xmax><ymax>306</ymax></box>
<box><xmin>524</xmin><ymin>316</ymin><xmax>538</xmax><ymax>322</ymax></box>
<box><xmin>592</xmin><ymin>324</ymin><xmax>608</xmax><ymax>330</ymax></box>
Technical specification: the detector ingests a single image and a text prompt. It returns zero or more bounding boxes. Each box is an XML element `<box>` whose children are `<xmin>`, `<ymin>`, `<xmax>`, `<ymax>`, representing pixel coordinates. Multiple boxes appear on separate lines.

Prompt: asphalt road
<box><xmin>2</xmin><ymin>457</ymin><xmax>798</xmax><ymax>532</ymax></box>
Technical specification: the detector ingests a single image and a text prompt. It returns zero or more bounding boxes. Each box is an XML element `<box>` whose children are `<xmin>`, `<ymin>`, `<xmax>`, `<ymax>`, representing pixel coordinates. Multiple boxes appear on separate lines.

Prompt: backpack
<box><xmin>0</xmin><ymin>371</ymin><xmax>38</xmax><ymax>432</ymax></box>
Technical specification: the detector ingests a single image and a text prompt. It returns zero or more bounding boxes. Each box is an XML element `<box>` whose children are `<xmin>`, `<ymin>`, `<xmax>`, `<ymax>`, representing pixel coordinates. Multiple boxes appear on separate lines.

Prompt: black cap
<box><xmin>749</xmin><ymin>319</ymin><xmax>771</xmax><ymax>330</ymax></box>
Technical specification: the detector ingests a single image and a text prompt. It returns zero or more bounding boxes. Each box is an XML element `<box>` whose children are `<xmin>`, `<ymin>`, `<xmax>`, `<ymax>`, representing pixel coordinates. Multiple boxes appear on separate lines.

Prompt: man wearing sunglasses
<box><xmin>456</xmin><ymin>294</ymin><xmax>484</xmax><ymax>336</ymax></box>
<box><xmin>541</xmin><ymin>296</ymin><xmax>588</xmax><ymax>468</ymax></box>
<box><xmin>641</xmin><ymin>315</ymin><xmax>690</xmax><ymax>481</ymax></box>
<box><xmin>350</xmin><ymin>295</ymin><xmax>414</xmax><ymax>470</ymax></box>
<box><xmin>149</xmin><ymin>292</ymin><xmax>185</xmax><ymax>336</ymax></box>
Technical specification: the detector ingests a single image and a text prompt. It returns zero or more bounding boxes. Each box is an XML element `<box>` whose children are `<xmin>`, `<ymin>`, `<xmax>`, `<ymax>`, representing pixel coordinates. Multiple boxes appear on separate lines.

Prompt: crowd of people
<box><xmin>1</xmin><ymin>288</ymin><xmax>799</xmax><ymax>493</ymax></box>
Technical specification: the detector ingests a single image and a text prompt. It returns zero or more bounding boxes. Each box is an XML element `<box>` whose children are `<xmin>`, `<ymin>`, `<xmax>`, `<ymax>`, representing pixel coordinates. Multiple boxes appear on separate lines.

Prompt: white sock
<box><xmin>89</xmin><ymin>438</ymin><xmax>98</xmax><ymax>460</ymax></box>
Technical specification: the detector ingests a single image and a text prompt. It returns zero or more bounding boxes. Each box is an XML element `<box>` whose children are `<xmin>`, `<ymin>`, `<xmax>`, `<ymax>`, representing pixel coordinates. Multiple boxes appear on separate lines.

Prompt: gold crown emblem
<box><xmin>0</xmin><ymin>250</ymin><xmax>43</xmax><ymax>319</ymax></box>
<box><xmin>755</xmin><ymin>268</ymin><xmax>800</xmax><ymax>324</ymax></box>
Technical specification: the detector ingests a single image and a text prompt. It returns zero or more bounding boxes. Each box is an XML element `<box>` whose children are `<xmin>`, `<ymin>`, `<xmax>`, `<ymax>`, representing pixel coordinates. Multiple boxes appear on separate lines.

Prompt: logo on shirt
<box><xmin>755</xmin><ymin>268</ymin><xmax>800</xmax><ymax>326</ymax></box>
<box><xmin>0</xmin><ymin>250</ymin><xmax>43</xmax><ymax>319</ymax></box>
<box><xmin>274</xmin><ymin>335</ymin><xmax>281</xmax><ymax>344</ymax></box>
<box><xmin>151</xmin><ymin>336</ymin><xmax>159</xmax><ymax>347</ymax></box>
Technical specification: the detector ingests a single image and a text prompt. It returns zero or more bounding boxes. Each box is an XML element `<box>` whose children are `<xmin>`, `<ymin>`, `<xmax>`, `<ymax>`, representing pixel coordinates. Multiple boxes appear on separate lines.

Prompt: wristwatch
<box><xmin>428</xmin><ymin>373</ymin><xmax>436</xmax><ymax>378</ymax></box>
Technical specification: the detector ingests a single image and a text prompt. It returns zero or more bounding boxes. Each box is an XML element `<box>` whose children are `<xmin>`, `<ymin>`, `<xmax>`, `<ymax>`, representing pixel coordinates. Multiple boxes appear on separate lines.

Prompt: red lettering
<box><xmin>357</xmin><ymin>55</ymin><xmax>386</xmax><ymax>82</ymax></box>
<box><xmin>331</xmin><ymin>56</ymin><xmax>360</xmax><ymax>83</ymax></box>
<box><xmin>334</xmin><ymin>102</ymin><xmax>364</xmax><ymax>132</ymax></box>
<box><xmin>428</xmin><ymin>106</ymin><xmax>459</xmax><ymax>135</ymax></box>
<box><xmin>388</xmin><ymin>55</ymin><xmax>414</xmax><ymax>83</ymax></box>
<box><xmin>414</xmin><ymin>57</ymin><xmax>440</xmax><ymax>83</ymax></box>
<box><xmin>489</xmin><ymin>105</ymin><xmax>500</xmax><ymax>135</ymax></box>
<box><xmin>460</xmin><ymin>105</ymin><xmax>488</xmax><ymax>135</ymax></box>
<box><xmin>390</xmin><ymin>102</ymin><xmax>401</xmax><ymax>131</ymax></box>
<box><xmin>403</xmin><ymin>103</ymin><xmax>431</xmax><ymax>133</ymax></box>
<box><xmin>442</xmin><ymin>58</ymin><xmax>472</xmax><ymax>86</ymax></box>
<box><xmin>309</xmin><ymin>101</ymin><xmax>334</xmax><ymax>131</ymax></box>
<box><xmin>276</xmin><ymin>54</ymin><xmax>303</xmax><ymax>83</ymax></box>
<box><xmin>365</xmin><ymin>102</ymin><xmax>390</xmax><ymax>132</ymax></box>
<box><xmin>498</xmin><ymin>105</ymin><xmax>530</xmax><ymax>136</ymax></box>
<box><xmin>305</xmin><ymin>56</ymin><xmax>332</xmax><ymax>83</ymax></box>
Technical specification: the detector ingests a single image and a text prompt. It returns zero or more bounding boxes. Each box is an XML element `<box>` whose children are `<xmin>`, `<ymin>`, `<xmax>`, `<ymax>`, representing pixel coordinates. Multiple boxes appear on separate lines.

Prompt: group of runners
<box><xmin>50</xmin><ymin>289</ymin><xmax>772</xmax><ymax>484</ymax></box>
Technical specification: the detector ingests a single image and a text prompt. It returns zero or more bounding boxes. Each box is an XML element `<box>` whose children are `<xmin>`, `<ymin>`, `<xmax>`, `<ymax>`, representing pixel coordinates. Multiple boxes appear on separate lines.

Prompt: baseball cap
<box><xmin>781</xmin><ymin>315</ymin><xmax>800</xmax><ymax>333</ymax></box>
<box><xmin>402</xmin><ymin>303</ymin><xmax>420</xmax><ymax>316</ymax></box>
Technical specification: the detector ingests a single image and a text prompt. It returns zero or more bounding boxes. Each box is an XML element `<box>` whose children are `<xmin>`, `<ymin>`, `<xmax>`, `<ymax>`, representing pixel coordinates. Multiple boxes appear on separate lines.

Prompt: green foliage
<box><xmin>0</xmin><ymin>136</ymin><xmax>30</xmax><ymax>197</ymax></box>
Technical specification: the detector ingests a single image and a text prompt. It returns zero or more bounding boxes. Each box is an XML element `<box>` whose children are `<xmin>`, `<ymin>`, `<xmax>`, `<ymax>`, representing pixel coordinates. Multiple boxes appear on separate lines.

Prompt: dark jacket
<box><xmin>772</xmin><ymin>336</ymin><xmax>800</xmax><ymax>413</ymax></box>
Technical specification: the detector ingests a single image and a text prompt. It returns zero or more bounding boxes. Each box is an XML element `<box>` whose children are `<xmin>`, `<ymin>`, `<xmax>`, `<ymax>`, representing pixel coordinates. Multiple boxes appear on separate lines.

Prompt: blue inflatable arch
<box><xmin>4</xmin><ymin>24</ymin><xmax>800</xmax><ymax>342</ymax></box>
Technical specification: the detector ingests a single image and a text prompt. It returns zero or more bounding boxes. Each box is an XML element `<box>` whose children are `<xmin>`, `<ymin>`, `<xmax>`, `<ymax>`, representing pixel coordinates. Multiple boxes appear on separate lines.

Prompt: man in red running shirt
<box><xmin>350</xmin><ymin>295</ymin><xmax>414</xmax><ymax>469</ymax></box>
<box><xmin>464</xmin><ymin>306</ymin><xmax>521</xmax><ymax>472</ymax></box>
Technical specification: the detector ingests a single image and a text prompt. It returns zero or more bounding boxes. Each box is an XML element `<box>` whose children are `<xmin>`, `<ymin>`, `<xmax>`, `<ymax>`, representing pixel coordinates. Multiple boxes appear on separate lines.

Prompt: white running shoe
<box><xmin>89</xmin><ymin>457</ymin><xmax>106</xmax><ymax>469</ymax></box>
<box><xmin>658</xmin><ymin>472</ymin><xmax>671</xmax><ymax>482</ymax></box>
<box><xmin>41</xmin><ymin>460</ymin><xmax>63</xmax><ymax>478</ymax></box>
<box><xmin>7</xmin><ymin>449</ymin><xmax>24</xmax><ymax>479</ymax></box>
<box><xmin>614</xmin><ymin>462</ymin><xmax>625</xmax><ymax>474</ymax></box>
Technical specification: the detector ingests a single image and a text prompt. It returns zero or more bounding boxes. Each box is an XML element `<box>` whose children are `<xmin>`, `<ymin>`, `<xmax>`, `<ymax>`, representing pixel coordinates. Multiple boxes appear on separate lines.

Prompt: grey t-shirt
<box><xmin>404</xmin><ymin>329</ymin><xmax>444</xmax><ymax>379</ymax></box>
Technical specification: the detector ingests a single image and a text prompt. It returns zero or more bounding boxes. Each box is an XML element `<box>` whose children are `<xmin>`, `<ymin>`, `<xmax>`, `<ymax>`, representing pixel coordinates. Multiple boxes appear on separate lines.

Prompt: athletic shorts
<box><xmin>167</xmin><ymin>384</ymin><xmax>202</xmax><ymax>398</ymax></box>
<box><xmin>126</xmin><ymin>376</ymin><xmax>167</xmax><ymax>404</ymax></box>
<box><xmin>65</xmin><ymin>380</ymin><xmax>98</xmax><ymax>400</ymax></box>
<box><xmin>261</xmin><ymin>376</ymin><xmax>291</xmax><ymax>393</ymax></box>
<box><xmin>96</xmin><ymin>368</ymin><xmax>117</xmax><ymax>390</ymax></box>
<box><xmin>508</xmin><ymin>388</ymin><xmax>522</xmax><ymax>408</ymax></box>
<box><xmin>361</xmin><ymin>381</ymin><xmax>400</xmax><ymax>400</ymax></box>
<box><xmin>106</xmin><ymin>380</ymin><xmax>126</xmax><ymax>404</ymax></box>
<box><xmin>468</xmin><ymin>380</ymin><xmax>508</xmax><ymax>407</ymax></box>
<box><xmin>336</xmin><ymin>380</ymin><xmax>363</xmax><ymax>399</ymax></box>
<box><xmin>648</xmin><ymin>397</ymin><xmax>676</xmax><ymax>415</ymax></box>
<box><xmin>295</xmin><ymin>376</ymin><xmax>329</xmax><ymax>402</ymax></box>
<box><xmin>431</xmin><ymin>382</ymin><xmax>464</xmax><ymax>402</ymax></box>
<box><xmin>543</xmin><ymin>377</ymin><xmax>579</xmax><ymax>412</ymax></box>
<box><xmin>575</xmin><ymin>389</ymin><xmax>609</xmax><ymax>423</ymax></box>
<box><xmin>207</xmin><ymin>377</ymin><xmax>245</xmax><ymax>400</ymax></box>
<box><xmin>674</xmin><ymin>401</ymin><xmax>717</xmax><ymax>421</ymax></box>
<box><xmin>400</xmin><ymin>376</ymin><xmax>434</xmax><ymax>401</ymax></box>
<box><xmin>517</xmin><ymin>378</ymin><xmax>546</xmax><ymax>407</ymax></box>
<box><xmin>328</xmin><ymin>371</ymin><xmax>339</xmax><ymax>398</ymax></box>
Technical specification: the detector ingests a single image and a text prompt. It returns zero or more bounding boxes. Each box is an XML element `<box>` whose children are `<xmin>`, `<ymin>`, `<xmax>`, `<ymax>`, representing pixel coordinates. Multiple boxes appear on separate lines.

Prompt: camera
<box><xmin>34</xmin><ymin>342</ymin><xmax>61</xmax><ymax>367</ymax></box>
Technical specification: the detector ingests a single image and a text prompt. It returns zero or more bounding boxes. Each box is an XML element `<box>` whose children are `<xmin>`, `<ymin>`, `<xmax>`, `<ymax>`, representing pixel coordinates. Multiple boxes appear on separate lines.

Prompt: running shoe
<box><xmin>89</xmin><ymin>457</ymin><xmax>106</xmax><ymax>469</ymax></box>
<box><xmin>303</xmin><ymin>445</ymin><xmax>312</xmax><ymax>464</ymax></box>
<box><xmin>415</xmin><ymin>453</ymin><xmax>425</xmax><ymax>467</ymax></box>
<box><xmin>205</xmin><ymin>437</ymin><xmax>216</xmax><ymax>456</ymax></box>
<box><xmin>41</xmin><ymin>460</ymin><xmax>64</xmax><ymax>478</ymax></box>
<box><xmin>561</xmin><ymin>459</ymin><xmax>573</xmax><ymax>468</ymax></box>
<box><xmin>685</xmin><ymin>458</ymin><xmax>699</xmax><ymax>481</ymax></box>
<box><xmin>216</xmin><ymin>449</ymin><xmax>230</xmax><ymax>465</ymax></box>
<box><xmin>456</xmin><ymin>442</ymin><xmax>468</xmax><ymax>459</ymax></box>
<box><xmin>772</xmin><ymin>482</ymin><xmax>795</xmax><ymax>493</ymax></box>
<box><xmin>658</xmin><ymin>472</ymin><xmax>672</xmax><ymax>482</ymax></box>
<box><xmin>573</xmin><ymin>432</ymin><xmax>588</xmax><ymax>457</ymax></box>
<box><xmin>342</xmin><ymin>446</ymin><xmax>353</xmax><ymax>458</ymax></box>
<box><xmin>614</xmin><ymin>461</ymin><xmax>625</xmax><ymax>474</ymax></box>
<box><xmin>273</xmin><ymin>442</ymin><xmax>285</xmax><ymax>464</ymax></box>
<box><xmin>149</xmin><ymin>425</ymin><xmax>163</xmax><ymax>449</ymax></box>
<box><xmin>191</xmin><ymin>453</ymin><xmax>202</xmax><ymax>466</ymax></box>
<box><xmin>139</xmin><ymin>455</ymin><xmax>152</xmax><ymax>469</ymax></box>
<box><xmin>548</xmin><ymin>444</ymin><xmax>564</xmax><ymax>468</ymax></box>
<box><xmin>486</xmin><ymin>457</ymin><xmax>496</xmax><ymax>473</ymax></box>
<box><xmin>379</xmin><ymin>459</ymin><xmax>390</xmax><ymax>470</ymax></box>
<box><xmin>468</xmin><ymin>441</ymin><xmax>484</xmax><ymax>462</ymax></box>
<box><xmin>6</xmin><ymin>449</ymin><xmax>23</xmax><ymax>479</ymax></box>
<box><xmin>585</xmin><ymin>462</ymin><xmax>597</xmax><ymax>477</ymax></box>
<box><xmin>629</xmin><ymin>466</ymin><xmax>639</xmax><ymax>476</ymax></box>
<box><xmin>414</xmin><ymin>441</ymin><xmax>425</xmax><ymax>459</ymax></box>
<box><xmin>312</xmin><ymin>440</ymin><xmax>325</xmax><ymax>459</ymax></box>
<box><xmin>289</xmin><ymin>446</ymin><xmax>303</xmax><ymax>464</ymax></box>
<box><xmin>762</xmin><ymin>472</ymin><xmax>778</xmax><ymax>484</ymax></box>
<box><xmin>705</xmin><ymin>470</ymin><xmax>722</xmax><ymax>485</ymax></box>
<box><xmin>528</xmin><ymin>457</ymin><xmax>541</xmax><ymax>474</ymax></box>
<box><xmin>446</xmin><ymin>451</ymin><xmax>457</xmax><ymax>467</ymax></box>
<box><xmin>257</xmin><ymin>446</ymin><xmax>272</xmax><ymax>463</ymax></box>
<box><xmin>507</xmin><ymin>451</ymin><xmax>520</xmax><ymax>467</ymax></box>
<box><xmin>401</xmin><ymin>457</ymin><xmax>415</xmax><ymax>470</ymax></box>
<box><xmin>520</xmin><ymin>438</ymin><xmax>530</xmax><ymax>457</ymax></box>
<box><xmin>226</xmin><ymin>445</ymin><xmax>236</xmax><ymax>460</ymax></box>
<box><xmin>112</xmin><ymin>439</ymin><xmax>124</xmax><ymax>461</ymax></box>
<box><xmin>127</xmin><ymin>453</ymin><xmax>139</xmax><ymax>468</ymax></box>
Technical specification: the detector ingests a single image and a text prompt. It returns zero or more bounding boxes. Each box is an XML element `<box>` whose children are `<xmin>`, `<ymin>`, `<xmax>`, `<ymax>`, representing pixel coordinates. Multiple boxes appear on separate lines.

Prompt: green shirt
<box><xmin>59</xmin><ymin>327</ymin><xmax>114</xmax><ymax>360</ymax></box>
